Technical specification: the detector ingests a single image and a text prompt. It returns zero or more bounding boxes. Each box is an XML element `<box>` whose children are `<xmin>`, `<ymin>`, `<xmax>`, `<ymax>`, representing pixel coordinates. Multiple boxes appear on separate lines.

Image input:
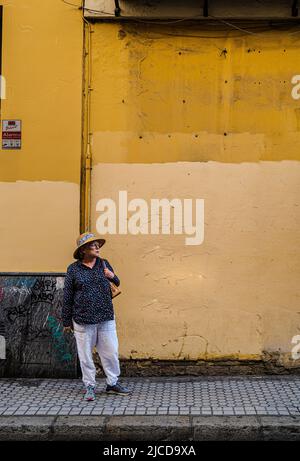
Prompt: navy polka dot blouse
<box><xmin>62</xmin><ymin>257</ymin><xmax>120</xmax><ymax>327</ymax></box>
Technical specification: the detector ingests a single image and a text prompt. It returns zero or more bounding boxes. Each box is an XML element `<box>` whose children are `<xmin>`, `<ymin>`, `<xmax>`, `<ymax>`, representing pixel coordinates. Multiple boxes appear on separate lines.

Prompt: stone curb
<box><xmin>1</xmin><ymin>416</ymin><xmax>300</xmax><ymax>441</ymax></box>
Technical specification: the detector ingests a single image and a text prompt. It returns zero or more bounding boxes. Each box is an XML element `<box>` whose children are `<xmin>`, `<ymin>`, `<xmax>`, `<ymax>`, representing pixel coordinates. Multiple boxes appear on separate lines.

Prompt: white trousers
<box><xmin>73</xmin><ymin>318</ymin><xmax>121</xmax><ymax>388</ymax></box>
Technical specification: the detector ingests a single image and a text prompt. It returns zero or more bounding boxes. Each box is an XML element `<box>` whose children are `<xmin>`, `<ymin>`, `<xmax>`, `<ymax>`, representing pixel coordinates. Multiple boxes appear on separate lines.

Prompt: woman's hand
<box><xmin>104</xmin><ymin>268</ymin><xmax>115</xmax><ymax>279</ymax></box>
<box><xmin>63</xmin><ymin>326</ymin><xmax>73</xmax><ymax>334</ymax></box>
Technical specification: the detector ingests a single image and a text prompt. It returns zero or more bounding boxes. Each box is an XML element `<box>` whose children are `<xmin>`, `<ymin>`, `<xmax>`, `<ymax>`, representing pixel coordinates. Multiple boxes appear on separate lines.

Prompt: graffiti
<box><xmin>31</xmin><ymin>278</ymin><xmax>56</xmax><ymax>305</ymax></box>
<box><xmin>47</xmin><ymin>315</ymin><xmax>72</xmax><ymax>363</ymax></box>
<box><xmin>20</xmin><ymin>278</ymin><xmax>37</xmax><ymax>289</ymax></box>
<box><xmin>1</xmin><ymin>277</ymin><xmax>36</xmax><ymax>289</ymax></box>
<box><xmin>4</xmin><ymin>289</ymin><xmax>51</xmax><ymax>341</ymax></box>
<box><xmin>0</xmin><ymin>274</ymin><xmax>76</xmax><ymax>377</ymax></box>
<box><xmin>19</xmin><ymin>324</ymin><xmax>50</xmax><ymax>343</ymax></box>
<box><xmin>7</xmin><ymin>303</ymin><xmax>31</xmax><ymax>324</ymax></box>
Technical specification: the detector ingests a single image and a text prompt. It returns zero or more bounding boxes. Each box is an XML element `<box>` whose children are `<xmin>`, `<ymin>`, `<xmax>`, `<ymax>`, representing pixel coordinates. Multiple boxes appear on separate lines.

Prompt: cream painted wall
<box><xmin>91</xmin><ymin>161</ymin><xmax>300</xmax><ymax>362</ymax></box>
<box><xmin>0</xmin><ymin>181</ymin><xmax>80</xmax><ymax>272</ymax></box>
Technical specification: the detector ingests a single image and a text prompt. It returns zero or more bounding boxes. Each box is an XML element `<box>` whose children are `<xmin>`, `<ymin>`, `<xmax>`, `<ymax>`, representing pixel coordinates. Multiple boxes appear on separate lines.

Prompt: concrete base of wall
<box><xmin>94</xmin><ymin>357</ymin><xmax>300</xmax><ymax>377</ymax></box>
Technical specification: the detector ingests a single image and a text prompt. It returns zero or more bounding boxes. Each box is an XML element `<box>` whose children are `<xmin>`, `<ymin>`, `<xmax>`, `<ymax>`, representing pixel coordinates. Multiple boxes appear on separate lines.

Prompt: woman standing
<box><xmin>62</xmin><ymin>232</ymin><xmax>131</xmax><ymax>401</ymax></box>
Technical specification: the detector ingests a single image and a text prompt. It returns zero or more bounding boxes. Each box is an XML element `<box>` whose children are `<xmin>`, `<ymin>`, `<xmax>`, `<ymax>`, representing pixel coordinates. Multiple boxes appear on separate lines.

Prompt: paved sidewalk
<box><xmin>1</xmin><ymin>376</ymin><xmax>300</xmax><ymax>416</ymax></box>
<box><xmin>0</xmin><ymin>376</ymin><xmax>300</xmax><ymax>440</ymax></box>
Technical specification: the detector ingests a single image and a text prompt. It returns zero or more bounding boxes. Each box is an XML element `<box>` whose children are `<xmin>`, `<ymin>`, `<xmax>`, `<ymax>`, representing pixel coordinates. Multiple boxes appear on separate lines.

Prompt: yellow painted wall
<box><xmin>90</xmin><ymin>23</ymin><xmax>300</xmax><ymax>162</ymax></box>
<box><xmin>0</xmin><ymin>0</ymin><xmax>83</xmax><ymax>271</ymax></box>
<box><xmin>89</xmin><ymin>22</ymin><xmax>300</xmax><ymax>363</ymax></box>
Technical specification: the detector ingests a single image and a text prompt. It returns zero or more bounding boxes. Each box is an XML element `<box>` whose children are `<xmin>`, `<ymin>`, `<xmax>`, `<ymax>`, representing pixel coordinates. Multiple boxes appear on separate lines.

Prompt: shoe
<box><xmin>106</xmin><ymin>381</ymin><xmax>131</xmax><ymax>395</ymax></box>
<box><xmin>84</xmin><ymin>385</ymin><xmax>96</xmax><ymax>401</ymax></box>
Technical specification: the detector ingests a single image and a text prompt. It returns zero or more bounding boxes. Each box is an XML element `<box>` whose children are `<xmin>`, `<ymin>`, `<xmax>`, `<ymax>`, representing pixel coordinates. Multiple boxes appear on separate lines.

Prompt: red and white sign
<box><xmin>2</xmin><ymin>120</ymin><xmax>22</xmax><ymax>149</ymax></box>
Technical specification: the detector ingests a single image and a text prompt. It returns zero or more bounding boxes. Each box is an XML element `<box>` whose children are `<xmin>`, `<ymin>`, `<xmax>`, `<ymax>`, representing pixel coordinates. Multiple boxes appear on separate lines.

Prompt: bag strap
<box><xmin>101</xmin><ymin>258</ymin><xmax>106</xmax><ymax>270</ymax></box>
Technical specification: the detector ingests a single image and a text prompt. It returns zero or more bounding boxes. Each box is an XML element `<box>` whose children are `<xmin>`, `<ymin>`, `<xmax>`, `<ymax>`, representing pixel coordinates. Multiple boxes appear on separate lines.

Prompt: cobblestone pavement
<box><xmin>0</xmin><ymin>376</ymin><xmax>300</xmax><ymax>417</ymax></box>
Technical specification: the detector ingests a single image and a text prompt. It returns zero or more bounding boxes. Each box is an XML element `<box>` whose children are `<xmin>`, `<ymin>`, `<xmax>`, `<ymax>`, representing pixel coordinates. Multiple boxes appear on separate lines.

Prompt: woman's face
<box><xmin>81</xmin><ymin>241</ymin><xmax>101</xmax><ymax>259</ymax></box>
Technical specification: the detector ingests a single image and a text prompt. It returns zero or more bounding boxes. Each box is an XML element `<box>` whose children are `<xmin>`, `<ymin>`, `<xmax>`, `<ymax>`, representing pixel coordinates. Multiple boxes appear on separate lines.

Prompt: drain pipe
<box><xmin>81</xmin><ymin>5</ymin><xmax>94</xmax><ymax>232</ymax></box>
